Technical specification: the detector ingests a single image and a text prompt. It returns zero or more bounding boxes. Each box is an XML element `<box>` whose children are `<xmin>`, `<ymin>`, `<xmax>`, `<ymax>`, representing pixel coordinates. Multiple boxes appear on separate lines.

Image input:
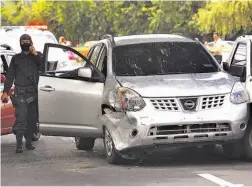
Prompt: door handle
<box><xmin>40</xmin><ymin>85</ymin><xmax>55</xmax><ymax>92</ymax></box>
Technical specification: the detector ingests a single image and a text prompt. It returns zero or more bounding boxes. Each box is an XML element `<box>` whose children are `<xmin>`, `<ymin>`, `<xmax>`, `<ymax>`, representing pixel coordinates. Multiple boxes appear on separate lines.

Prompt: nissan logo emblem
<box><xmin>184</xmin><ymin>100</ymin><xmax>195</xmax><ymax>109</ymax></box>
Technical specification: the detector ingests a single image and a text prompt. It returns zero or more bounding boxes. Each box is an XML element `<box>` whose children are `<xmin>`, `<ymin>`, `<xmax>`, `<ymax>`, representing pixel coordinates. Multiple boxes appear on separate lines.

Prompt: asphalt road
<box><xmin>1</xmin><ymin>134</ymin><xmax>252</xmax><ymax>186</ymax></box>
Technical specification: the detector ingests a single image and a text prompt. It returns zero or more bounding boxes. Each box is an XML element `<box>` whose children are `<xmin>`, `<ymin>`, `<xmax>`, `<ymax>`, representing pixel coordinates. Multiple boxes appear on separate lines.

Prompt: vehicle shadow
<box><xmin>122</xmin><ymin>146</ymin><xmax>247</xmax><ymax>167</ymax></box>
<box><xmin>1</xmin><ymin>137</ymin><xmax>247</xmax><ymax>167</ymax></box>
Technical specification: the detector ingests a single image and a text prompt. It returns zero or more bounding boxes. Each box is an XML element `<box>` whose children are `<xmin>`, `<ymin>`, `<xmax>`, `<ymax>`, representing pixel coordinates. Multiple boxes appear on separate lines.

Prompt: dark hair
<box><xmin>213</xmin><ymin>32</ymin><xmax>219</xmax><ymax>36</ymax></box>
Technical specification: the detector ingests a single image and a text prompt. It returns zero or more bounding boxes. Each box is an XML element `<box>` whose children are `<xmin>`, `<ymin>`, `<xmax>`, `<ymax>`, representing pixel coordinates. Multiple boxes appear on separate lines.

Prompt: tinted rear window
<box><xmin>113</xmin><ymin>42</ymin><xmax>219</xmax><ymax>76</ymax></box>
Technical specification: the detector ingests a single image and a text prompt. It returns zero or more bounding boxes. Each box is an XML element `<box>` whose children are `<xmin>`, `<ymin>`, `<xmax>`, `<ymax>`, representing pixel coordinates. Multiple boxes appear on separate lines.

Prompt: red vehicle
<box><xmin>1</xmin><ymin>75</ymin><xmax>15</xmax><ymax>135</ymax></box>
<box><xmin>0</xmin><ymin>44</ymin><xmax>40</xmax><ymax>140</ymax></box>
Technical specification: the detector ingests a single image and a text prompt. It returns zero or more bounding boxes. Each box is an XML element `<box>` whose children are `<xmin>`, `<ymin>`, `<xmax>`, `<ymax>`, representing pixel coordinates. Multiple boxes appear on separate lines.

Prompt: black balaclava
<box><xmin>20</xmin><ymin>34</ymin><xmax>32</xmax><ymax>53</ymax></box>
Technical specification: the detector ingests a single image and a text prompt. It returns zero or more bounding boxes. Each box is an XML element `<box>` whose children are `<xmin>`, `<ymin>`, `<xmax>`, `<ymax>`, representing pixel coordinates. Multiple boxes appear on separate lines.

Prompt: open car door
<box><xmin>245</xmin><ymin>40</ymin><xmax>252</xmax><ymax>103</ymax></box>
<box><xmin>39</xmin><ymin>43</ymin><xmax>105</xmax><ymax>137</ymax></box>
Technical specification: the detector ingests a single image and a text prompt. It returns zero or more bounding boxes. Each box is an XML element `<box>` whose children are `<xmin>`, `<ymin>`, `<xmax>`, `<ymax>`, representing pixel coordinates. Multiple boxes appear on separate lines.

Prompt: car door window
<box><xmin>231</xmin><ymin>43</ymin><xmax>247</xmax><ymax>66</ymax></box>
<box><xmin>46</xmin><ymin>46</ymin><xmax>87</xmax><ymax>74</ymax></box>
<box><xmin>43</xmin><ymin>44</ymin><xmax>105</xmax><ymax>82</ymax></box>
<box><xmin>97</xmin><ymin>47</ymin><xmax>106</xmax><ymax>71</ymax></box>
<box><xmin>89</xmin><ymin>45</ymin><xmax>102</xmax><ymax>64</ymax></box>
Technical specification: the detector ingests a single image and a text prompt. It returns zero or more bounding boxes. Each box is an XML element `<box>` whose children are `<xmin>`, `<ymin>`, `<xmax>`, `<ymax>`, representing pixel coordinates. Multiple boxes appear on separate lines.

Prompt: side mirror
<box><xmin>1</xmin><ymin>74</ymin><xmax>6</xmax><ymax>83</ymax></box>
<box><xmin>78</xmin><ymin>67</ymin><xmax>92</xmax><ymax>78</ymax></box>
<box><xmin>223</xmin><ymin>62</ymin><xmax>229</xmax><ymax>71</ymax></box>
<box><xmin>228</xmin><ymin>64</ymin><xmax>246</xmax><ymax>80</ymax></box>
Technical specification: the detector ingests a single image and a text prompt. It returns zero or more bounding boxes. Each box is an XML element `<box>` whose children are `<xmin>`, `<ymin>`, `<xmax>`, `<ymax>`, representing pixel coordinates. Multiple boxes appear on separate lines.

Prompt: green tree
<box><xmin>195</xmin><ymin>1</ymin><xmax>252</xmax><ymax>37</ymax></box>
<box><xmin>148</xmin><ymin>1</ymin><xmax>206</xmax><ymax>34</ymax></box>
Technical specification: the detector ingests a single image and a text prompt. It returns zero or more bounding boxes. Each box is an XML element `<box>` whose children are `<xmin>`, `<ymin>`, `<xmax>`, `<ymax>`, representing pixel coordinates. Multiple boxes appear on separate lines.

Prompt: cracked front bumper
<box><xmin>99</xmin><ymin>102</ymin><xmax>250</xmax><ymax>152</ymax></box>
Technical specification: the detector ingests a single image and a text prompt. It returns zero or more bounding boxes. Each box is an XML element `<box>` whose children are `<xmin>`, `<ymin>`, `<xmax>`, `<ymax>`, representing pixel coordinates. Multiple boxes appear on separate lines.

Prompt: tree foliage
<box><xmin>195</xmin><ymin>1</ymin><xmax>252</xmax><ymax>36</ymax></box>
<box><xmin>148</xmin><ymin>1</ymin><xmax>206</xmax><ymax>34</ymax></box>
<box><xmin>1</xmin><ymin>0</ymin><xmax>252</xmax><ymax>43</ymax></box>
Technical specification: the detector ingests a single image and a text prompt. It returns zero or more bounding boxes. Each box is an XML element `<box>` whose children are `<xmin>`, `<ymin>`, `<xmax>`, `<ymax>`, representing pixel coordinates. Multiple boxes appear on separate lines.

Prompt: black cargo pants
<box><xmin>11</xmin><ymin>87</ymin><xmax>38</xmax><ymax>141</ymax></box>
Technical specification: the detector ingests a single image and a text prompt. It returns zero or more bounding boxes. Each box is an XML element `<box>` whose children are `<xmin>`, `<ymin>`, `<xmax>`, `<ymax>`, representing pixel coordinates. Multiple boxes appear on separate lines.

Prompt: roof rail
<box><xmin>0</xmin><ymin>44</ymin><xmax>13</xmax><ymax>50</ymax></box>
<box><xmin>172</xmin><ymin>33</ymin><xmax>197</xmax><ymax>41</ymax></box>
<box><xmin>101</xmin><ymin>34</ymin><xmax>115</xmax><ymax>46</ymax></box>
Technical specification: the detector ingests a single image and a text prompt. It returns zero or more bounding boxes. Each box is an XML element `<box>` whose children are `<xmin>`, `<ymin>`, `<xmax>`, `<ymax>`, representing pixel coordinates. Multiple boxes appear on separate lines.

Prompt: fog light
<box><xmin>240</xmin><ymin>123</ymin><xmax>246</xmax><ymax>130</ymax></box>
<box><xmin>130</xmin><ymin>129</ymin><xmax>138</xmax><ymax>138</ymax></box>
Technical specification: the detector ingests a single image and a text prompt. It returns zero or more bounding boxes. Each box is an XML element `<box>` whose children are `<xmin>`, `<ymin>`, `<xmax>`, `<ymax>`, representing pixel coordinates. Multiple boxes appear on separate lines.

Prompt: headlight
<box><xmin>230</xmin><ymin>82</ymin><xmax>249</xmax><ymax>104</ymax></box>
<box><xmin>109</xmin><ymin>87</ymin><xmax>146</xmax><ymax>112</ymax></box>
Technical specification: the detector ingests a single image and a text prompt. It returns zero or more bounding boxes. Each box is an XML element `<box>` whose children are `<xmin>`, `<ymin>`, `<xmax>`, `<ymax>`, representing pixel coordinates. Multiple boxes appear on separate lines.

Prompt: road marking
<box><xmin>198</xmin><ymin>173</ymin><xmax>244</xmax><ymax>187</ymax></box>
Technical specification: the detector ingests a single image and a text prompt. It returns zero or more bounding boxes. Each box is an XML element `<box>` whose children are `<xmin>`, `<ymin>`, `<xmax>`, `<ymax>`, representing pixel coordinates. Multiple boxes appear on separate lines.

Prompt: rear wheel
<box><xmin>103</xmin><ymin>127</ymin><xmax>123</xmax><ymax>165</ymax></box>
<box><xmin>32</xmin><ymin>123</ymin><xmax>41</xmax><ymax>141</ymax></box>
<box><xmin>32</xmin><ymin>131</ymin><xmax>41</xmax><ymax>141</ymax></box>
<box><xmin>75</xmin><ymin>137</ymin><xmax>95</xmax><ymax>151</ymax></box>
<box><xmin>23</xmin><ymin>123</ymin><xmax>41</xmax><ymax>141</ymax></box>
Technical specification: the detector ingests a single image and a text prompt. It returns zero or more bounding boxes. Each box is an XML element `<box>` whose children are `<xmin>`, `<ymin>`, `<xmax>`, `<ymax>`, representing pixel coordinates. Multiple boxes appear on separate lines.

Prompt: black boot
<box><xmin>26</xmin><ymin>139</ymin><xmax>35</xmax><ymax>150</ymax></box>
<box><xmin>16</xmin><ymin>134</ymin><xmax>23</xmax><ymax>153</ymax></box>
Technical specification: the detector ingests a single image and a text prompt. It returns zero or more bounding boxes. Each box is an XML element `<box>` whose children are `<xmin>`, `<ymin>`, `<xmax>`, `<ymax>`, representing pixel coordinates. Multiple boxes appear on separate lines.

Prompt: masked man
<box><xmin>1</xmin><ymin>34</ymin><xmax>43</xmax><ymax>153</ymax></box>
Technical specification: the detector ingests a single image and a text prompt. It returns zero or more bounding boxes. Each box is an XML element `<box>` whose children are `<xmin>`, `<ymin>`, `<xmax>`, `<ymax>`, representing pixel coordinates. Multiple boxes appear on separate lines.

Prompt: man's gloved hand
<box><xmin>1</xmin><ymin>92</ymin><xmax>9</xmax><ymax>103</ymax></box>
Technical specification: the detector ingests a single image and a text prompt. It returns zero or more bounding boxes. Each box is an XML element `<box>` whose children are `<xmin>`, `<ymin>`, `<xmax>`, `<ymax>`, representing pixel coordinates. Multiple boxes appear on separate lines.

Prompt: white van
<box><xmin>0</xmin><ymin>26</ymin><xmax>58</xmax><ymax>53</ymax></box>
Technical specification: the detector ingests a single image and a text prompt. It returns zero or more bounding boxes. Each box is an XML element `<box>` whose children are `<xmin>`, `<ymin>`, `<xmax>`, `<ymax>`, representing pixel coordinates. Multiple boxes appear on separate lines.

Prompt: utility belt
<box><xmin>14</xmin><ymin>86</ymin><xmax>38</xmax><ymax>94</ymax></box>
<box><xmin>11</xmin><ymin>86</ymin><xmax>38</xmax><ymax>106</ymax></box>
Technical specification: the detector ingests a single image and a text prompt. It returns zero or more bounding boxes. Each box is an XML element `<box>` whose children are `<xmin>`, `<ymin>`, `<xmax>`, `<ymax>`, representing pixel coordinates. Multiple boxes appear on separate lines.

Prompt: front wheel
<box><xmin>103</xmin><ymin>127</ymin><xmax>124</xmax><ymax>165</ymax></box>
<box><xmin>243</xmin><ymin>123</ymin><xmax>252</xmax><ymax>161</ymax></box>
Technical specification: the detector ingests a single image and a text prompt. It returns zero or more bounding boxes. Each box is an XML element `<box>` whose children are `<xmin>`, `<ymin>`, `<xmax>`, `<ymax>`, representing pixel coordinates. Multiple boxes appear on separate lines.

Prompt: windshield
<box><xmin>113</xmin><ymin>42</ymin><xmax>219</xmax><ymax>76</ymax></box>
<box><xmin>2</xmin><ymin>33</ymin><xmax>57</xmax><ymax>53</ymax></box>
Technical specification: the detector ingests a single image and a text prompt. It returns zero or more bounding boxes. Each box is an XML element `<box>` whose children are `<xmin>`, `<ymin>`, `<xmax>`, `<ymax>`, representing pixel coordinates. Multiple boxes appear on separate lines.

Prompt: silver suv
<box><xmin>38</xmin><ymin>34</ymin><xmax>250</xmax><ymax>164</ymax></box>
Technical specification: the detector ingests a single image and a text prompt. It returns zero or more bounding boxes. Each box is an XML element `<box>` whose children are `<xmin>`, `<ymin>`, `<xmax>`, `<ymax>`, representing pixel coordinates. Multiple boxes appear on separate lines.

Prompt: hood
<box><xmin>116</xmin><ymin>72</ymin><xmax>236</xmax><ymax>97</ymax></box>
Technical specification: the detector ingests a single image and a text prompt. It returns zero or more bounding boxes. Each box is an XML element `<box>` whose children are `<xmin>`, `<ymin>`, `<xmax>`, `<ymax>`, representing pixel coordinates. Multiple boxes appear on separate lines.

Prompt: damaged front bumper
<box><xmin>99</xmin><ymin>102</ymin><xmax>249</xmax><ymax>153</ymax></box>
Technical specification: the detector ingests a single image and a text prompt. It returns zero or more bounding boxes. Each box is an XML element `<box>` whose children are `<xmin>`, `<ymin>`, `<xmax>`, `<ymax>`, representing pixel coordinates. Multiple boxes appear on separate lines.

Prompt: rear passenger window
<box><xmin>232</xmin><ymin>43</ymin><xmax>247</xmax><ymax>66</ymax></box>
<box><xmin>89</xmin><ymin>45</ymin><xmax>101</xmax><ymax>64</ymax></box>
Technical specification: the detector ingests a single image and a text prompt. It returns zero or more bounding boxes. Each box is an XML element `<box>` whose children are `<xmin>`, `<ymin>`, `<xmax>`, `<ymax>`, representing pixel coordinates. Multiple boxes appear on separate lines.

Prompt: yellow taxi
<box><xmin>74</xmin><ymin>41</ymin><xmax>97</xmax><ymax>57</ymax></box>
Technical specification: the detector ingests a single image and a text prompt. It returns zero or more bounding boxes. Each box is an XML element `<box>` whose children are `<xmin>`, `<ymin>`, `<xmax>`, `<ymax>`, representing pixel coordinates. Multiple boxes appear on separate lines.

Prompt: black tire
<box><xmin>103</xmin><ymin>127</ymin><xmax>124</xmax><ymax>165</ymax></box>
<box><xmin>24</xmin><ymin>124</ymin><xmax>41</xmax><ymax>141</ymax></box>
<box><xmin>32</xmin><ymin>123</ymin><xmax>41</xmax><ymax>141</ymax></box>
<box><xmin>75</xmin><ymin>137</ymin><xmax>95</xmax><ymax>151</ymax></box>
<box><xmin>32</xmin><ymin>131</ymin><xmax>41</xmax><ymax>141</ymax></box>
<box><xmin>243</xmin><ymin>122</ymin><xmax>252</xmax><ymax>161</ymax></box>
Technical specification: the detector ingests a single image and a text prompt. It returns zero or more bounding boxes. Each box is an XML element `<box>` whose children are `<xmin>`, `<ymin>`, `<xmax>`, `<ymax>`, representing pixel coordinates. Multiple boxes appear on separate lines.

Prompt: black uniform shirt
<box><xmin>3</xmin><ymin>52</ymin><xmax>43</xmax><ymax>93</ymax></box>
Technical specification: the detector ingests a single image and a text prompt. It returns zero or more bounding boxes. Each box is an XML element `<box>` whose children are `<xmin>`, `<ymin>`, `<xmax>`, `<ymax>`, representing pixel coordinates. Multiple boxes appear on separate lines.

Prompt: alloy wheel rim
<box><xmin>105</xmin><ymin>129</ymin><xmax>113</xmax><ymax>157</ymax></box>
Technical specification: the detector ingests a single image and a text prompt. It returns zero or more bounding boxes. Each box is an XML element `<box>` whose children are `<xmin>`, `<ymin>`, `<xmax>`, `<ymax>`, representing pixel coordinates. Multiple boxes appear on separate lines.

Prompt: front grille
<box><xmin>147</xmin><ymin>123</ymin><xmax>231</xmax><ymax>136</ymax></box>
<box><xmin>149</xmin><ymin>95</ymin><xmax>226</xmax><ymax>111</ymax></box>
<box><xmin>201</xmin><ymin>95</ymin><xmax>225</xmax><ymax>110</ymax></box>
<box><xmin>150</xmin><ymin>98</ymin><xmax>179</xmax><ymax>111</ymax></box>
